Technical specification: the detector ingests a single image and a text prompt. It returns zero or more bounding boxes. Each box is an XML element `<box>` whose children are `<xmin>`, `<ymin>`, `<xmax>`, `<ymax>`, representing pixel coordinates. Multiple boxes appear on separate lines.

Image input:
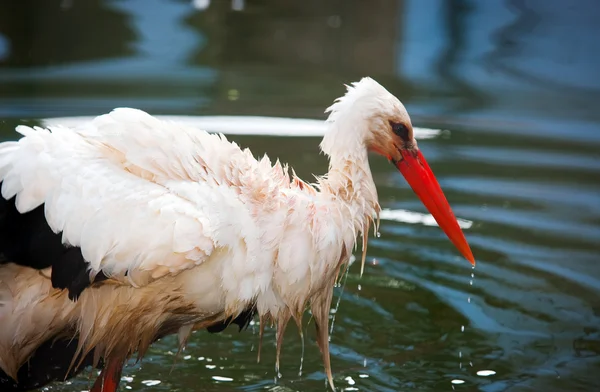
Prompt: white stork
<box><xmin>0</xmin><ymin>77</ymin><xmax>474</xmax><ymax>392</ymax></box>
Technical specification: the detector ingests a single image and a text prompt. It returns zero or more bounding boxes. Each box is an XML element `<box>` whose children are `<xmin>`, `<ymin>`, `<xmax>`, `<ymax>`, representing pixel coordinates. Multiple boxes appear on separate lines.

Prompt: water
<box><xmin>1</xmin><ymin>0</ymin><xmax>600</xmax><ymax>391</ymax></box>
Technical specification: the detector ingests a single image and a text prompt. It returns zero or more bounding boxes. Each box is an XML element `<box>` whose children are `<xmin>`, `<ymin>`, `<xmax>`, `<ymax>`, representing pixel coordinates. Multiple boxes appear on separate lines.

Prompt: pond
<box><xmin>1</xmin><ymin>1</ymin><xmax>599</xmax><ymax>391</ymax></box>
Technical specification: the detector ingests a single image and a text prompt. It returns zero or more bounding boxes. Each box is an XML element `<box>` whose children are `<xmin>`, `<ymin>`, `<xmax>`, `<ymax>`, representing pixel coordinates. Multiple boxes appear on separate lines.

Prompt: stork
<box><xmin>0</xmin><ymin>77</ymin><xmax>474</xmax><ymax>391</ymax></box>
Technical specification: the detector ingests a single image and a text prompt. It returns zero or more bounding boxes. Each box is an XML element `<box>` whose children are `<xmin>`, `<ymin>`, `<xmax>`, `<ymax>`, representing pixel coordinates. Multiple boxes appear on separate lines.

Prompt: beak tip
<box><xmin>463</xmin><ymin>249</ymin><xmax>476</xmax><ymax>266</ymax></box>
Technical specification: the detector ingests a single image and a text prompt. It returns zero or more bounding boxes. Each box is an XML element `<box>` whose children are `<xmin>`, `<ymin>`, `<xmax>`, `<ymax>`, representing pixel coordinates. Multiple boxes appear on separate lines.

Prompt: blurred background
<box><xmin>1</xmin><ymin>0</ymin><xmax>600</xmax><ymax>391</ymax></box>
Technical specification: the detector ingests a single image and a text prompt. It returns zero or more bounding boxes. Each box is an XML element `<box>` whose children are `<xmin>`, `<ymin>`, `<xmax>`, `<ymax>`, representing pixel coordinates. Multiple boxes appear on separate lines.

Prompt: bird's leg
<box><xmin>91</xmin><ymin>356</ymin><xmax>124</xmax><ymax>392</ymax></box>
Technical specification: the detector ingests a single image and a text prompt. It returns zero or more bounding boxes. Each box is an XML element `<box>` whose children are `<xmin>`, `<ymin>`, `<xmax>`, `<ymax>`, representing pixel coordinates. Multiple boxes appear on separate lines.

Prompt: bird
<box><xmin>0</xmin><ymin>77</ymin><xmax>475</xmax><ymax>392</ymax></box>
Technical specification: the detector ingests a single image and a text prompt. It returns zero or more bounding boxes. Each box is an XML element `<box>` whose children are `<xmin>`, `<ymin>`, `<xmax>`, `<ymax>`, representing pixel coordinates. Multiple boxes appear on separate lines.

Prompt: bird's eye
<box><xmin>390</xmin><ymin>121</ymin><xmax>409</xmax><ymax>141</ymax></box>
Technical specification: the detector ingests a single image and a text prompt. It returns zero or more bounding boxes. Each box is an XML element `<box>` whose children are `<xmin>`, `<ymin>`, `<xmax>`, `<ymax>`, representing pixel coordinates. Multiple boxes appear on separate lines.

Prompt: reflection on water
<box><xmin>41</xmin><ymin>114</ymin><xmax>444</xmax><ymax>138</ymax></box>
<box><xmin>1</xmin><ymin>0</ymin><xmax>600</xmax><ymax>391</ymax></box>
<box><xmin>379</xmin><ymin>208</ymin><xmax>473</xmax><ymax>229</ymax></box>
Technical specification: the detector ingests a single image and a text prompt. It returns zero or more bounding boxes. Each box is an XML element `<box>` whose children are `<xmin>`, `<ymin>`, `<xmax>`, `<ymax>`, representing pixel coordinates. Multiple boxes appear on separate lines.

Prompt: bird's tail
<box><xmin>0</xmin><ymin>263</ymin><xmax>78</xmax><ymax>389</ymax></box>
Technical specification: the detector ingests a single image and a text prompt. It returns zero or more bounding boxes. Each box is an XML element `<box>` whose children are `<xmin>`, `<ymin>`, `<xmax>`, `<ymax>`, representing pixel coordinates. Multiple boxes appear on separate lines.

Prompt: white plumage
<box><xmin>0</xmin><ymin>77</ymin><xmax>474</xmax><ymax>392</ymax></box>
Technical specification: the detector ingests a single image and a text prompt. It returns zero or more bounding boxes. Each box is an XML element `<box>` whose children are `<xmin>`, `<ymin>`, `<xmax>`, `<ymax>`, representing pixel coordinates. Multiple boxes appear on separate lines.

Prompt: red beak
<box><xmin>396</xmin><ymin>149</ymin><xmax>475</xmax><ymax>266</ymax></box>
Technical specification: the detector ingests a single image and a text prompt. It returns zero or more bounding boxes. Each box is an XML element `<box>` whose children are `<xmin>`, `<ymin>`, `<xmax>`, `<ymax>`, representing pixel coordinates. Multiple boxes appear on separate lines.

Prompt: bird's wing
<box><xmin>0</xmin><ymin>108</ymin><xmax>247</xmax><ymax>287</ymax></box>
<box><xmin>81</xmin><ymin>108</ymin><xmax>247</xmax><ymax>185</ymax></box>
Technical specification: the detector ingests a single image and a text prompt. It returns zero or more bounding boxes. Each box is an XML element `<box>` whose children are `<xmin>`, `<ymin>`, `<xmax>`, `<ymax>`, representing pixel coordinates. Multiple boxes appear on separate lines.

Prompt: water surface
<box><xmin>1</xmin><ymin>1</ymin><xmax>599</xmax><ymax>391</ymax></box>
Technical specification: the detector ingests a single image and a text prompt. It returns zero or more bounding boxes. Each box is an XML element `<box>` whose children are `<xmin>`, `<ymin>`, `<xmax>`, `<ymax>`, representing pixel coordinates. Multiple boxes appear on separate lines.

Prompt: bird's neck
<box><xmin>321</xmin><ymin>149</ymin><xmax>380</xmax><ymax>231</ymax></box>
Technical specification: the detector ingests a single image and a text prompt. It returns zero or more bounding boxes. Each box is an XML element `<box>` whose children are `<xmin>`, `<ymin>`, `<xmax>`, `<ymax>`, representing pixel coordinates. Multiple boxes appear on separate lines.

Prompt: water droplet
<box><xmin>330</xmin><ymin>265</ymin><xmax>350</xmax><ymax>336</ymax></box>
<box><xmin>212</xmin><ymin>376</ymin><xmax>233</xmax><ymax>382</ymax></box>
<box><xmin>469</xmin><ymin>280</ymin><xmax>473</xmax><ymax>286</ymax></box>
<box><xmin>459</xmin><ymin>351</ymin><xmax>462</xmax><ymax>358</ymax></box>
<box><xmin>363</xmin><ymin>358</ymin><xmax>367</xmax><ymax>367</ymax></box>
<box><xmin>358</xmin><ymin>284</ymin><xmax>362</xmax><ymax>291</ymax></box>
<box><xmin>359</xmin><ymin>374</ymin><xmax>369</xmax><ymax>378</ymax></box>
<box><xmin>467</xmin><ymin>297</ymin><xmax>471</xmax><ymax>303</ymax></box>
<box><xmin>121</xmin><ymin>376</ymin><xmax>134</xmax><ymax>382</ymax></box>
<box><xmin>277</xmin><ymin>372</ymin><xmax>282</xmax><ymax>378</ymax></box>
<box><xmin>461</xmin><ymin>325</ymin><xmax>464</xmax><ymax>332</ymax></box>
<box><xmin>141</xmin><ymin>380</ymin><xmax>161</xmax><ymax>386</ymax></box>
<box><xmin>469</xmin><ymin>361</ymin><xmax>473</xmax><ymax>367</ymax></box>
<box><xmin>298</xmin><ymin>332</ymin><xmax>305</xmax><ymax>376</ymax></box>
<box><xmin>471</xmin><ymin>273</ymin><xmax>474</xmax><ymax>278</ymax></box>
<box><xmin>206</xmin><ymin>364</ymin><xmax>216</xmax><ymax>369</ymax></box>
<box><xmin>451</xmin><ymin>379</ymin><xmax>465</xmax><ymax>385</ymax></box>
<box><xmin>477</xmin><ymin>370</ymin><xmax>496</xmax><ymax>377</ymax></box>
<box><xmin>459</xmin><ymin>362</ymin><xmax>462</xmax><ymax>369</ymax></box>
<box><xmin>345</xmin><ymin>376</ymin><xmax>356</xmax><ymax>385</ymax></box>
<box><xmin>183</xmin><ymin>355</ymin><xmax>191</xmax><ymax>360</ymax></box>
<box><xmin>376</xmin><ymin>231</ymin><xmax>381</xmax><ymax>238</ymax></box>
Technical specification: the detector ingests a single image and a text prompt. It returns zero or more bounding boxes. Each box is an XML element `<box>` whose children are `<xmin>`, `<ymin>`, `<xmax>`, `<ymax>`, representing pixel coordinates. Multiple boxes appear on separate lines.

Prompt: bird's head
<box><xmin>322</xmin><ymin>77</ymin><xmax>475</xmax><ymax>266</ymax></box>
